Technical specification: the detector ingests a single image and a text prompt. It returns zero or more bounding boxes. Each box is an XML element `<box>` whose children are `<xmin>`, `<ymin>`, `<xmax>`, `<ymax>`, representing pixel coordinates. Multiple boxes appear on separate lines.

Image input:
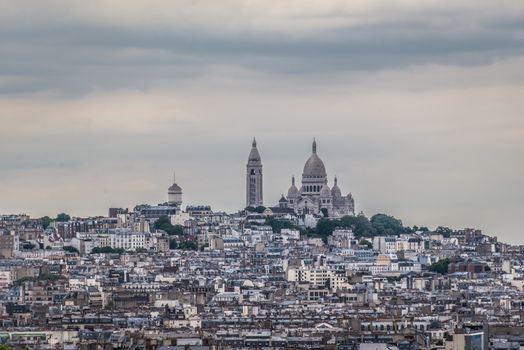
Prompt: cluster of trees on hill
<box><xmin>264</xmin><ymin>212</ymin><xmax>455</xmax><ymax>241</ymax></box>
<box><xmin>314</xmin><ymin>213</ymin><xmax>409</xmax><ymax>238</ymax></box>
<box><xmin>154</xmin><ymin>216</ymin><xmax>199</xmax><ymax>251</ymax></box>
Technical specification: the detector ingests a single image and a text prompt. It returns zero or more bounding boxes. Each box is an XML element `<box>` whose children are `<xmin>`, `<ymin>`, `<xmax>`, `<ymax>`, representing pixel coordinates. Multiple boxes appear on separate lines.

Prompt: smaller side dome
<box><xmin>331</xmin><ymin>176</ymin><xmax>341</xmax><ymax>197</ymax></box>
<box><xmin>287</xmin><ymin>176</ymin><xmax>299</xmax><ymax>198</ymax></box>
<box><xmin>320</xmin><ymin>184</ymin><xmax>331</xmax><ymax>197</ymax></box>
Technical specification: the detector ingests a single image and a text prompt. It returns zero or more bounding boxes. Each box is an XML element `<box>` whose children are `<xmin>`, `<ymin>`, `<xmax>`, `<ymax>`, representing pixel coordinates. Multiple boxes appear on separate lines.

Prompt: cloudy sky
<box><xmin>1</xmin><ymin>1</ymin><xmax>523</xmax><ymax>243</ymax></box>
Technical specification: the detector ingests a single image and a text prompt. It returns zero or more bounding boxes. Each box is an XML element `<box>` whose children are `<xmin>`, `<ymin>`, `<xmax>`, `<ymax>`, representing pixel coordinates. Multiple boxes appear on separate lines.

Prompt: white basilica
<box><xmin>280</xmin><ymin>139</ymin><xmax>355</xmax><ymax>217</ymax></box>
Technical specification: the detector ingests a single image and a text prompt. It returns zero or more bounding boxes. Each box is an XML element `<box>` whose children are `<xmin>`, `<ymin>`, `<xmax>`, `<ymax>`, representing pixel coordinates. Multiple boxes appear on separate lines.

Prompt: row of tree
<box><xmin>39</xmin><ymin>213</ymin><xmax>72</xmax><ymax>229</ymax></box>
<box><xmin>91</xmin><ymin>247</ymin><xmax>125</xmax><ymax>254</ymax></box>
<box><xmin>265</xmin><ymin>212</ymin><xmax>456</xmax><ymax>240</ymax></box>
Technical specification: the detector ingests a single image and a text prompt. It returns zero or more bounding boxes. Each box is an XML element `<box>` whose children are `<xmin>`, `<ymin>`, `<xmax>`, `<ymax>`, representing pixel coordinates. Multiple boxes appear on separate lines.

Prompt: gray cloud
<box><xmin>1</xmin><ymin>1</ymin><xmax>523</xmax><ymax>95</ymax></box>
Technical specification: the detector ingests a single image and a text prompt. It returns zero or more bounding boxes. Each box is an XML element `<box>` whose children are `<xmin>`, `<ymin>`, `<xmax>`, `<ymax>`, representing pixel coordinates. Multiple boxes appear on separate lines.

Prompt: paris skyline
<box><xmin>1</xmin><ymin>1</ymin><xmax>523</xmax><ymax>244</ymax></box>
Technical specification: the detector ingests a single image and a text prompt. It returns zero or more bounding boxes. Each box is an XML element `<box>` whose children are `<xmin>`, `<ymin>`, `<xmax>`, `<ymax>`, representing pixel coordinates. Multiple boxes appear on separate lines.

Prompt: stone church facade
<box><xmin>281</xmin><ymin>140</ymin><xmax>355</xmax><ymax>217</ymax></box>
<box><xmin>245</xmin><ymin>138</ymin><xmax>355</xmax><ymax>218</ymax></box>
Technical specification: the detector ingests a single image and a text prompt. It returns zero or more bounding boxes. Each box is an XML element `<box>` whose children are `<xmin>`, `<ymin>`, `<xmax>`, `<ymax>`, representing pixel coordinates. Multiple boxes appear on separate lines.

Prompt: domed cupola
<box><xmin>320</xmin><ymin>184</ymin><xmax>331</xmax><ymax>197</ymax></box>
<box><xmin>331</xmin><ymin>176</ymin><xmax>342</xmax><ymax>198</ymax></box>
<box><xmin>302</xmin><ymin>139</ymin><xmax>327</xmax><ymax>179</ymax></box>
<box><xmin>287</xmin><ymin>176</ymin><xmax>299</xmax><ymax>198</ymax></box>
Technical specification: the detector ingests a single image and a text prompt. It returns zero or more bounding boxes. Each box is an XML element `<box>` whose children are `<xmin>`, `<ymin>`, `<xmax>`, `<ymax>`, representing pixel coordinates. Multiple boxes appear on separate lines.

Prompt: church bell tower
<box><xmin>246</xmin><ymin>138</ymin><xmax>263</xmax><ymax>207</ymax></box>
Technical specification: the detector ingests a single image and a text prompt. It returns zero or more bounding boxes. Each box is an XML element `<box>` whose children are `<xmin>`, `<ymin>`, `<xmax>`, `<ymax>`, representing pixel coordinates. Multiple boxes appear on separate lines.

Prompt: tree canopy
<box><xmin>169</xmin><ymin>239</ymin><xmax>198</xmax><ymax>251</ymax></box>
<box><xmin>370</xmin><ymin>213</ymin><xmax>406</xmax><ymax>236</ymax></box>
<box><xmin>435</xmin><ymin>226</ymin><xmax>454</xmax><ymax>238</ymax></box>
<box><xmin>56</xmin><ymin>213</ymin><xmax>71</xmax><ymax>222</ymax></box>
<box><xmin>154</xmin><ymin>215</ymin><xmax>184</xmax><ymax>235</ymax></box>
<box><xmin>305</xmin><ymin>213</ymin><xmax>417</xmax><ymax>239</ymax></box>
<box><xmin>428</xmin><ymin>258</ymin><xmax>451</xmax><ymax>274</ymax></box>
<box><xmin>21</xmin><ymin>242</ymin><xmax>36</xmax><ymax>250</ymax></box>
<box><xmin>265</xmin><ymin>217</ymin><xmax>302</xmax><ymax>233</ymax></box>
<box><xmin>359</xmin><ymin>239</ymin><xmax>373</xmax><ymax>249</ymax></box>
<box><xmin>40</xmin><ymin>216</ymin><xmax>52</xmax><ymax>229</ymax></box>
<box><xmin>63</xmin><ymin>246</ymin><xmax>79</xmax><ymax>254</ymax></box>
<box><xmin>91</xmin><ymin>246</ymin><xmax>125</xmax><ymax>254</ymax></box>
<box><xmin>245</xmin><ymin>206</ymin><xmax>266</xmax><ymax>213</ymax></box>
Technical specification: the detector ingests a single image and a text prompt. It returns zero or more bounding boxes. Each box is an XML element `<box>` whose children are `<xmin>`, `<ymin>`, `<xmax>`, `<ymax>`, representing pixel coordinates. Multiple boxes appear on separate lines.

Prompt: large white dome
<box><xmin>302</xmin><ymin>140</ymin><xmax>327</xmax><ymax>178</ymax></box>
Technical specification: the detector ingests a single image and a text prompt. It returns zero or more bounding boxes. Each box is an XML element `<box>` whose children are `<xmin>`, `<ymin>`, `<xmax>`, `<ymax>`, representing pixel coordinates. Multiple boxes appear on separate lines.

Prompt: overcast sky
<box><xmin>1</xmin><ymin>1</ymin><xmax>523</xmax><ymax>243</ymax></box>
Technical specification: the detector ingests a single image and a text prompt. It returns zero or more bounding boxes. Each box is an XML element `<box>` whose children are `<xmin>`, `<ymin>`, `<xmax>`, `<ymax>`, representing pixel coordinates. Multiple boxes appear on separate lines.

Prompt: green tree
<box><xmin>40</xmin><ymin>216</ymin><xmax>52</xmax><ymax>229</ymax></box>
<box><xmin>154</xmin><ymin>215</ymin><xmax>183</xmax><ymax>235</ymax></box>
<box><xmin>428</xmin><ymin>258</ymin><xmax>451</xmax><ymax>274</ymax></box>
<box><xmin>339</xmin><ymin>214</ymin><xmax>377</xmax><ymax>238</ymax></box>
<box><xmin>0</xmin><ymin>344</ymin><xmax>14</xmax><ymax>350</ymax></box>
<box><xmin>359</xmin><ymin>239</ymin><xmax>373</xmax><ymax>249</ymax></box>
<box><xmin>370</xmin><ymin>213</ymin><xmax>405</xmax><ymax>235</ymax></box>
<box><xmin>21</xmin><ymin>242</ymin><xmax>35</xmax><ymax>250</ymax></box>
<box><xmin>56</xmin><ymin>213</ymin><xmax>71</xmax><ymax>222</ymax></box>
<box><xmin>169</xmin><ymin>239</ymin><xmax>198</xmax><ymax>251</ymax></box>
<box><xmin>245</xmin><ymin>206</ymin><xmax>266</xmax><ymax>213</ymax></box>
<box><xmin>265</xmin><ymin>217</ymin><xmax>301</xmax><ymax>233</ymax></box>
<box><xmin>63</xmin><ymin>246</ymin><xmax>79</xmax><ymax>254</ymax></box>
<box><xmin>315</xmin><ymin>218</ymin><xmax>341</xmax><ymax>236</ymax></box>
<box><xmin>38</xmin><ymin>273</ymin><xmax>66</xmax><ymax>281</ymax></box>
<box><xmin>178</xmin><ymin>241</ymin><xmax>198</xmax><ymax>251</ymax></box>
<box><xmin>435</xmin><ymin>226</ymin><xmax>453</xmax><ymax>238</ymax></box>
<box><xmin>91</xmin><ymin>247</ymin><xmax>125</xmax><ymax>254</ymax></box>
<box><xmin>321</xmin><ymin>208</ymin><xmax>329</xmax><ymax>218</ymax></box>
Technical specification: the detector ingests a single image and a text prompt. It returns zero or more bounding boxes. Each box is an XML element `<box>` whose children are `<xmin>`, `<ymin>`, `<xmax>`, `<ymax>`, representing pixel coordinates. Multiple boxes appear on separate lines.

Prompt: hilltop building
<box><xmin>281</xmin><ymin>140</ymin><xmax>355</xmax><ymax>217</ymax></box>
<box><xmin>246</xmin><ymin>139</ymin><xmax>355</xmax><ymax>217</ymax></box>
